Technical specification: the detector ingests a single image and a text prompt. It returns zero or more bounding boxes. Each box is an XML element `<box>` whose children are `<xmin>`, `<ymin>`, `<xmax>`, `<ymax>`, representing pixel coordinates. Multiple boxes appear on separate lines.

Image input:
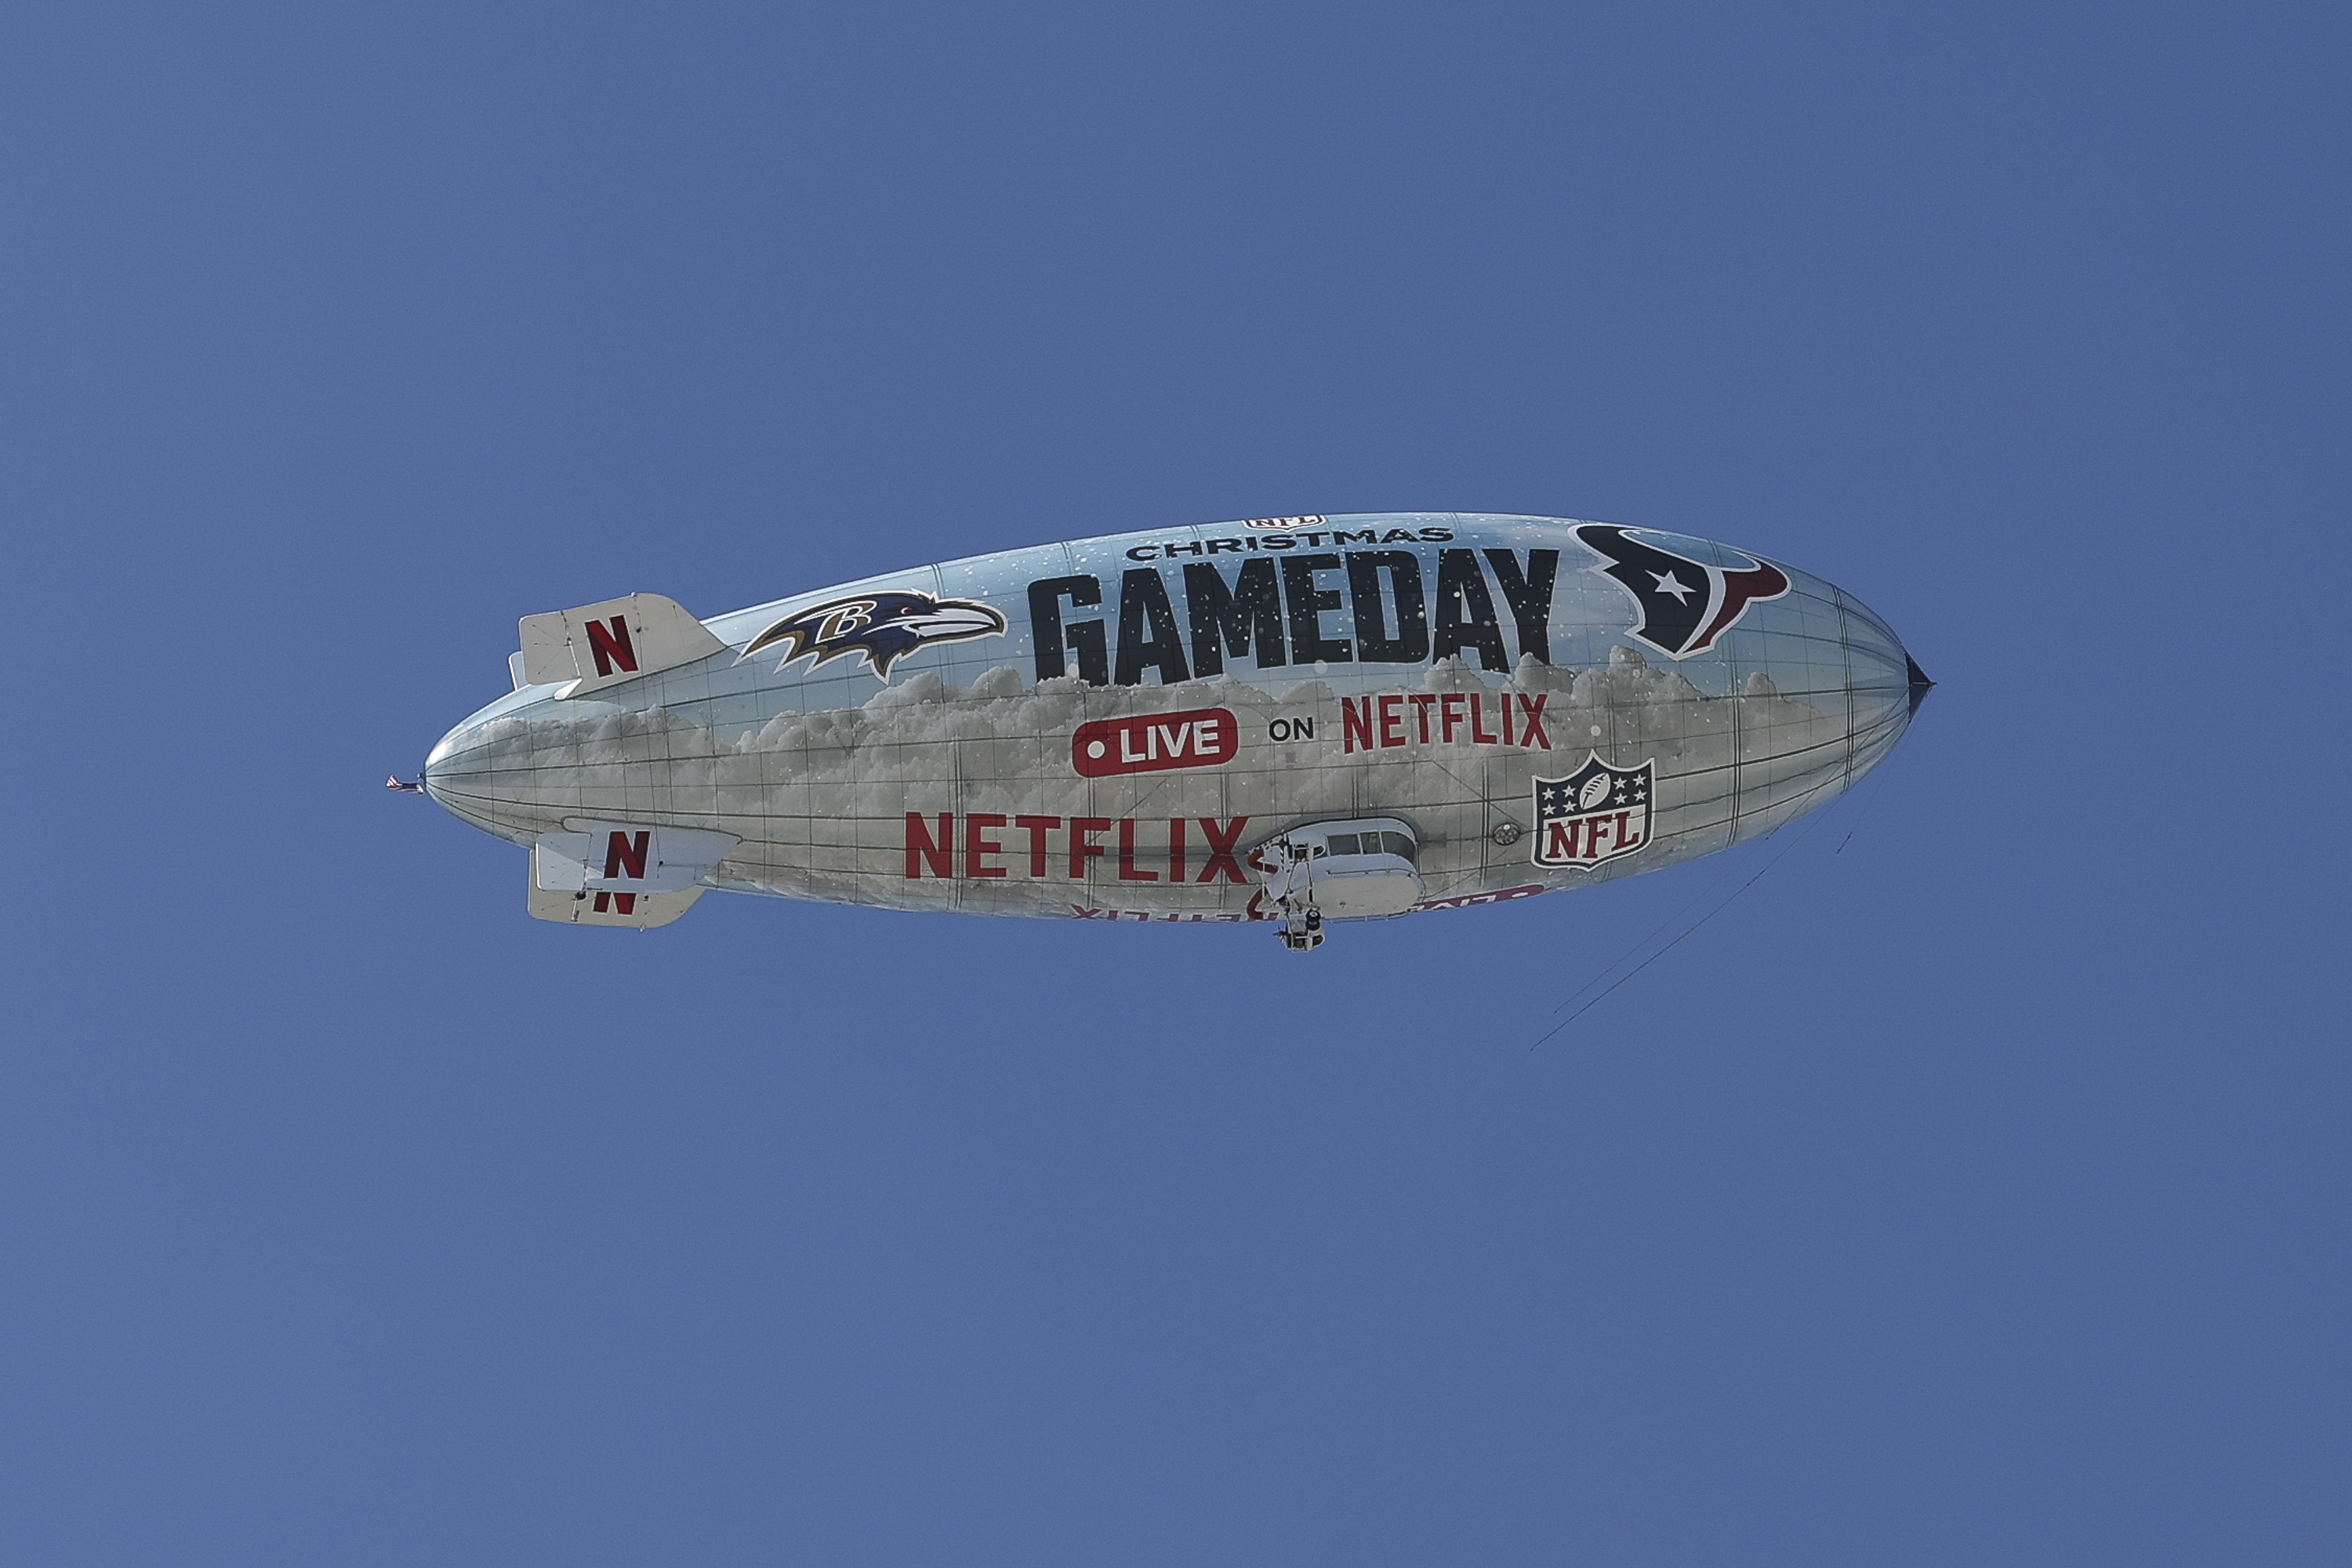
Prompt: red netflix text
<box><xmin>905</xmin><ymin>814</ymin><xmax>1251</xmax><ymax>883</ymax></box>
<box><xmin>1340</xmin><ymin>691</ymin><xmax>1551</xmax><ymax>754</ymax></box>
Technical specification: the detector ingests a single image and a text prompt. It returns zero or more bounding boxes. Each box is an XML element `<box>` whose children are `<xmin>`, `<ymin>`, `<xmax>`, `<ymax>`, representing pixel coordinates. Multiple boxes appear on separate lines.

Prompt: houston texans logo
<box><xmin>1573</xmin><ymin>524</ymin><xmax>1790</xmax><ymax>658</ymax></box>
<box><xmin>742</xmin><ymin>592</ymin><xmax>1007</xmax><ymax>677</ymax></box>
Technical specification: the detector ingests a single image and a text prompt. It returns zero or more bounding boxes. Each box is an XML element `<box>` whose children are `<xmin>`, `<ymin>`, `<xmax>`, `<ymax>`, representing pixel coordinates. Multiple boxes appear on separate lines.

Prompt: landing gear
<box><xmin>1279</xmin><ymin>908</ymin><xmax>1324</xmax><ymax>952</ymax></box>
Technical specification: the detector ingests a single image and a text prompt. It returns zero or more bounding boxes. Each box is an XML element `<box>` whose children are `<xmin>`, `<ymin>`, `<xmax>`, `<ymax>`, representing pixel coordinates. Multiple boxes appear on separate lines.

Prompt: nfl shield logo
<box><xmin>1531</xmin><ymin>753</ymin><xmax>1655</xmax><ymax>869</ymax></box>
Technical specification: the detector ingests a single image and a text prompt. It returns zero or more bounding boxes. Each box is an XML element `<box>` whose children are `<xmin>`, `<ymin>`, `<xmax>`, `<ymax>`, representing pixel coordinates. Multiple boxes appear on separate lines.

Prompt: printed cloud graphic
<box><xmin>429</xmin><ymin>643</ymin><xmax>1907</xmax><ymax>918</ymax></box>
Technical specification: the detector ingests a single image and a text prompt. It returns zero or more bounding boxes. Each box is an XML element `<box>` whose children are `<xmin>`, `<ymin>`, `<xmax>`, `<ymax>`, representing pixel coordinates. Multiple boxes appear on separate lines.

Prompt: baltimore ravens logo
<box><xmin>742</xmin><ymin>591</ymin><xmax>1007</xmax><ymax>677</ymax></box>
<box><xmin>1573</xmin><ymin>524</ymin><xmax>1790</xmax><ymax>659</ymax></box>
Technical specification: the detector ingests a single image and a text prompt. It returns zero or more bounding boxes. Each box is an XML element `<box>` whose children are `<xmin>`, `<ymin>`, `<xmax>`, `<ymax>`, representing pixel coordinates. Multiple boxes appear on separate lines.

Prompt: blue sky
<box><xmin>4</xmin><ymin>4</ymin><xmax>2347</xmax><ymax>1563</ymax></box>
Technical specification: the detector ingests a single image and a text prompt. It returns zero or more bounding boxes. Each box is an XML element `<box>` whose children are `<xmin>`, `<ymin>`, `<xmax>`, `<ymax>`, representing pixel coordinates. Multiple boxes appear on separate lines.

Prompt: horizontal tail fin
<box><xmin>527</xmin><ymin>876</ymin><xmax>705</xmax><ymax>929</ymax></box>
<box><xmin>526</xmin><ymin>822</ymin><xmax>739</xmax><ymax>928</ymax></box>
<box><xmin>514</xmin><ymin>593</ymin><xmax>728</xmax><ymax>698</ymax></box>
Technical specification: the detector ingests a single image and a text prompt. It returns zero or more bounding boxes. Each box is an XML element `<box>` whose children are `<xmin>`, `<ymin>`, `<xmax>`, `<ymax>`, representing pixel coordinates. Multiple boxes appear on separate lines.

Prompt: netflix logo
<box><xmin>1340</xmin><ymin>691</ymin><xmax>1552</xmax><ymax>753</ymax></box>
<box><xmin>906</xmin><ymin>814</ymin><xmax>1252</xmax><ymax>884</ymax></box>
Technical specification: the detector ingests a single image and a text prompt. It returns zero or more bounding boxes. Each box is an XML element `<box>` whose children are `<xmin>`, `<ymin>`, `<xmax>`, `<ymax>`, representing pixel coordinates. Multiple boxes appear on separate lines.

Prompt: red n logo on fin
<box><xmin>584</xmin><ymin>616</ymin><xmax>638</xmax><ymax>677</ymax></box>
<box><xmin>604</xmin><ymin>831</ymin><xmax>649</xmax><ymax>880</ymax></box>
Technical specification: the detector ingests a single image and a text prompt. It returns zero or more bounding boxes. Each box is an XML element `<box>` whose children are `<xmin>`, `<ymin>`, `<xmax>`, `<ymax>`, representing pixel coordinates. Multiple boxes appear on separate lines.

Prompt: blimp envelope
<box><xmin>417</xmin><ymin>514</ymin><xmax>1928</xmax><ymax>946</ymax></box>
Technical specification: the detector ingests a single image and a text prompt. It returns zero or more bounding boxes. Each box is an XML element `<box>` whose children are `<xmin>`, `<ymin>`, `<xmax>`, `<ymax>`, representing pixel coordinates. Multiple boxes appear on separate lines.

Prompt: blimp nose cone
<box><xmin>420</xmin><ymin>726</ymin><xmax>463</xmax><ymax>808</ymax></box>
<box><xmin>1791</xmin><ymin>583</ymin><xmax>1929</xmax><ymax>782</ymax></box>
<box><xmin>1906</xmin><ymin>655</ymin><xmax>1935</xmax><ymax>717</ymax></box>
<box><xmin>419</xmin><ymin>717</ymin><xmax>493</xmax><ymax>831</ymax></box>
<box><xmin>419</xmin><ymin>697</ymin><xmax>569</xmax><ymax>845</ymax></box>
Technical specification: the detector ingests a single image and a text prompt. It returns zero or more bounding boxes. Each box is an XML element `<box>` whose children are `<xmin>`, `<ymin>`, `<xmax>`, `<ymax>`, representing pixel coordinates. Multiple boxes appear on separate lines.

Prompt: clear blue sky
<box><xmin>5</xmin><ymin>4</ymin><xmax>2346</xmax><ymax>1563</ymax></box>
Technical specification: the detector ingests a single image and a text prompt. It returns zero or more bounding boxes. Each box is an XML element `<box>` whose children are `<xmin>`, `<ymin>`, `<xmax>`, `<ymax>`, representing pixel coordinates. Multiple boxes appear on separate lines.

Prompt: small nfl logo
<box><xmin>1531</xmin><ymin>753</ymin><xmax>1656</xmax><ymax>869</ymax></box>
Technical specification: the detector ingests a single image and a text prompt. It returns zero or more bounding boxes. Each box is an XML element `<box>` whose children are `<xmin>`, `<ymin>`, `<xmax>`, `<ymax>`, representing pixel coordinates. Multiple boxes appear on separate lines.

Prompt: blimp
<box><xmin>406</xmin><ymin>514</ymin><xmax>1929</xmax><ymax>949</ymax></box>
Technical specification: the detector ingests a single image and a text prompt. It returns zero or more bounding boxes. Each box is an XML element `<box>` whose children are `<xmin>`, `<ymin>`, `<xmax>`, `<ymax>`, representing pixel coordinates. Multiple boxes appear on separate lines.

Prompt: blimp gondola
<box><xmin>408</xmin><ymin>514</ymin><xmax>1929</xmax><ymax>950</ymax></box>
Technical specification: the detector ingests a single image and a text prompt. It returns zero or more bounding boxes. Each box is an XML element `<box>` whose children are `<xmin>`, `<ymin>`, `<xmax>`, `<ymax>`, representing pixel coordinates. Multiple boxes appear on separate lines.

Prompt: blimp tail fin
<box><xmin>514</xmin><ymin>593</ymin><xmax>728</xmax><ymax>698</ymax></box>
<box><xmin>525</xmin><ymin>822</ymin><xmax>739</xmax><ymax>929</ymax></box>
<box><xmin>527</xmin><ymin>880</ymin><xmax>705</xmax><ymax>929</ymax></box>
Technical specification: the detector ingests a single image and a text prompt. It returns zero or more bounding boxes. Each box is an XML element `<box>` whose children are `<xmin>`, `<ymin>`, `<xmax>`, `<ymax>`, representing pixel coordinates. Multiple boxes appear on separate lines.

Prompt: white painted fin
<box><xmin>526</xmin><ymin>872</ymin><xmax>706</xmax><ymax>929</ymax></box>
<box><xmin>534</xmin><ymin>822</ymin><xmax>740</xmax><ymax>895</ymax></box>
<box><xmin>526</xmin><ymin>822</ymin><xmax>734</xmax><ymax>928</ymax></box>
<box><xmin>514</xmin><ymin>593</ymin><xmax>728</xmax><ymax>698</ymax></box>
